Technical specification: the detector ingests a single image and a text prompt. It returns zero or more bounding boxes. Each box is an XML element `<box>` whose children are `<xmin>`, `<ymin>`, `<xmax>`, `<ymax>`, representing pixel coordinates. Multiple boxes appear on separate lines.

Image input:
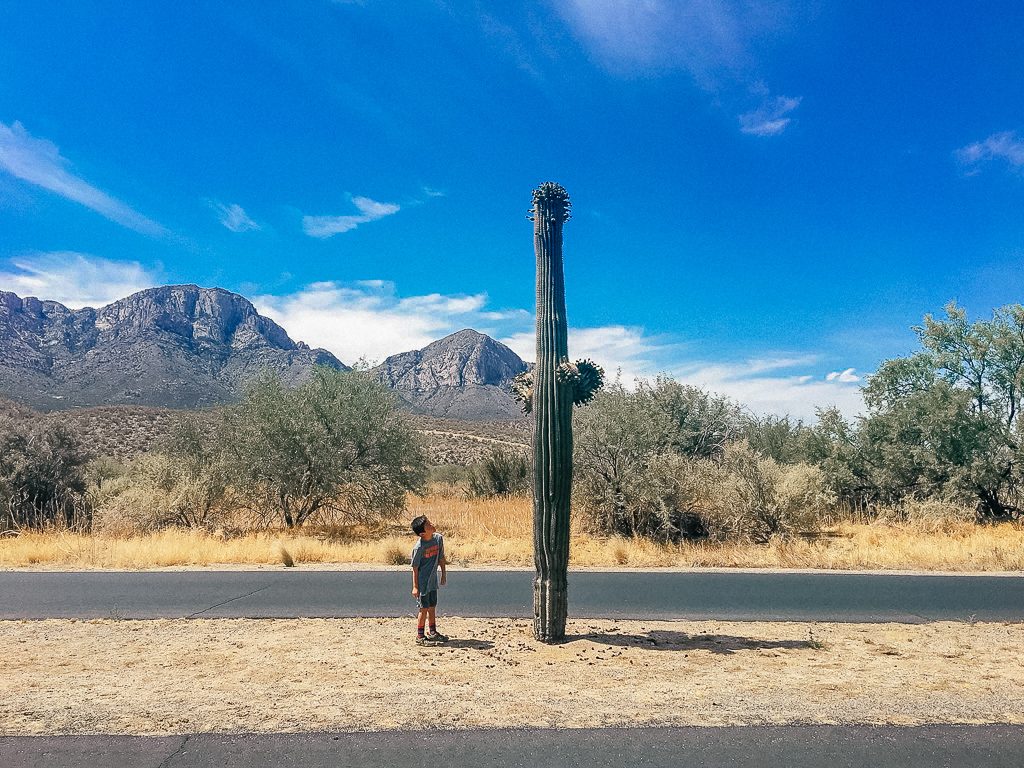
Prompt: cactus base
<box><xmin>533</xmin><ymin>573</ymin><xmax>568</xmax><ymax>643</ymax></box>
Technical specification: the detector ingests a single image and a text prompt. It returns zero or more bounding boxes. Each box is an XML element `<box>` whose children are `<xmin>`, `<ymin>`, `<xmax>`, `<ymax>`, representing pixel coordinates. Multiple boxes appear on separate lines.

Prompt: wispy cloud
<box><xmin>955</xmin><ymin>131</ymin><xmax>1024</xmax><ymax>174</ymax></box>
<box><xmin>208</xmin><ymin>200</ymin><xmax>260</xmax><ymax>232</ymax></box>
<box><xmin>558</xmin><ymin>0</ymin><xmax>756</xmax><ymax>82</ymax></box>
<box><xmin>556</xmin><ymin>2</ymin><xmax>799</xmax><ymax>135</ymax></box>
<box><xmin>0</xmin><ymin>251</ymin><xmax>161</xmax><ymax>308</ymax></box>
<box><xmin>739</xmin><ymin>94</ymin><xmax>801</xmax><ymax>136</ymax></box>
<box><xmin>0</xmin><ymin>121</ymin><xmax>166</xmax><ymax>236</ymax></box>
<box><xmin>302</xmin><ymin>195</ymin><xmax>401</xmax><ymax>238</ymax></box>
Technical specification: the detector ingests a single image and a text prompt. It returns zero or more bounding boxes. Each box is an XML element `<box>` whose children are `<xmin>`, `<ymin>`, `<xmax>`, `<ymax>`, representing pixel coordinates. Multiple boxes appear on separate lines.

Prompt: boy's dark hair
<box><xmin>411</xmin><ymin>515</ymin><xmax>428</xmax><ymax>535</ymax></box>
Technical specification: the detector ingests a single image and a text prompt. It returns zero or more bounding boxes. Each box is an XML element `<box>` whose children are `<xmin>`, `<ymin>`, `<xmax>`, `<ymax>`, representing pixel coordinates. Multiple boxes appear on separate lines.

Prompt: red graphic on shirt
<box><xmin>423</xmin><ymin>545</ymin><xmax>439</xmax><ymax>559</ymax></box>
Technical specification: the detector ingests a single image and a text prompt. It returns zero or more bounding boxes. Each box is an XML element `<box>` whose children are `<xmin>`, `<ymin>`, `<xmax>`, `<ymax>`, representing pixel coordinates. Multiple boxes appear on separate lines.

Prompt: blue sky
<box><xmin>2</xmin><ymin>1</ymin><xmax>1023</xmax><ymax>418</ymax></box>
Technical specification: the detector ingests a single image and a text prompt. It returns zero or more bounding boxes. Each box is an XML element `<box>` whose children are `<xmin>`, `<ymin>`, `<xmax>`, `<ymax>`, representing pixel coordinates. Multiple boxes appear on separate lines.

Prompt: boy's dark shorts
<box><xmin>416</xmin><ymin>590</ymin><xmax>438</xmax><ymax>609</ymax></box>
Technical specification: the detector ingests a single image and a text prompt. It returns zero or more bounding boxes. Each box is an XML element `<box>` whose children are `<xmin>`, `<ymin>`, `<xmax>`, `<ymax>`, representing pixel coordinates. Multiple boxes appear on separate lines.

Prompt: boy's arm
<box><xmin>411</xmin><ymin>546</ymin><xmax>421</xmax><ymax>596</ymax></box>
<box><xmin>439</xmin><ymin>537</ymin><xmax>447</xmax><ymax>586</ymax></box>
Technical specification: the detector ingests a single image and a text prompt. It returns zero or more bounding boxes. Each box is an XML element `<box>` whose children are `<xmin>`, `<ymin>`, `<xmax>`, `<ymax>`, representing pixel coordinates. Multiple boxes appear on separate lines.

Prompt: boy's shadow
<box><xmin>570</xmin><ymin>631</ymin><xmax>818</xmax><ymax>655</ymax></box>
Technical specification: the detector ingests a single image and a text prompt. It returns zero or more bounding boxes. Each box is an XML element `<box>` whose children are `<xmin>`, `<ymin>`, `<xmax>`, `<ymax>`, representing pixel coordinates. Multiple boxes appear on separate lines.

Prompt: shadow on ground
<box><xmin>440</xmin><ymin>638</ymin><xmax>495</xmax><ymax>650</ymax></box>
<box><xmin>572</xmin><ymin>631</ymin><xmax>820</xmax><ymax>655</ymax></box>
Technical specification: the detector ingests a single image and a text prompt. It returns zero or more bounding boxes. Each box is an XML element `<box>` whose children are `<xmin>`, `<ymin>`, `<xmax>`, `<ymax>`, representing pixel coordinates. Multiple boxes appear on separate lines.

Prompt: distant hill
<box><xmin>374</xmin><ymin>329</ymin><xmax>528</xmax><ymax>420</ymax></box>
<box><xmin>0</xmin><ymin>396</ymin><xmax>529</xmax><ymax>465</ymax></box>
<box><xmin>0</xmin><ymin>285</ymin><xmax>345</xmax><ymax>410</ymax></box>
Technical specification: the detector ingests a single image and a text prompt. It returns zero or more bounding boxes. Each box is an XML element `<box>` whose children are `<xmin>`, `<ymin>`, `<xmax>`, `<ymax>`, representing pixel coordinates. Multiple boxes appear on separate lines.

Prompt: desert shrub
<box><xmin>0</xmin><ymin>415</ymin><xmax>90</xmax><ymax>531</ymax></box>
<box><xmin>92</xmin><ymin>455</ymin><xmax>176</xmax><ymax>535</ymax></box>
<box><xmin>576</xmin><ymin>441</ymin><xmax>829</xmax><ymax>544</ymax></box>
<box><xmin>468</xmin><ymin>449</ymin><xmax>531</xmax><ymax>497</ymax></box>
<box><xmin>92</xmin><ymin>451</ymin><xmax>229</xmax><ymax>535</ymax></box>
<box><xmin>574</xmin><ymin>377</ymin><xmax>746</xmax><ymax>542</ymax></box>
<box><xmin>576</xmin><ymin>452</ymin><xmax>714</xmax><ymax>542</ymax></box>
<box><xmin>716</xmin><ymin>442</ymin><xmax>830</xmax><ymax>543</ymax></box>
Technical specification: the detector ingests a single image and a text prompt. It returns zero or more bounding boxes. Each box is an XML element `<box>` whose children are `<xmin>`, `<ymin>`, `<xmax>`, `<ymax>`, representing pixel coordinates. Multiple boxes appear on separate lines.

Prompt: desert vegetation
<box><xmin>3</xmin><ymin>302</ymin><xmax>1024</xmax><ymax>571</ymax></box>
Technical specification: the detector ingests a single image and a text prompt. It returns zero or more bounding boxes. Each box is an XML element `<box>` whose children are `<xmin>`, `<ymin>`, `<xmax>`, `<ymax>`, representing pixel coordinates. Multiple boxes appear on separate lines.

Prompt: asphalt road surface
<box><xmin>3</xmin><ymin>726</ymin><xmax>1024</xmax><ymax>768</ymax></box>
<box><xmin>2</xmin><ymin>569</ymin><xmax>1023</xmax><ymax>621</ymax></box>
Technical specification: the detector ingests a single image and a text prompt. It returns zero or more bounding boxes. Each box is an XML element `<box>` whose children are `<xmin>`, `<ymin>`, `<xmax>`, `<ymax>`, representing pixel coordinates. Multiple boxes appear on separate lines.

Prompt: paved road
<box><xmin>3</xmin><ymin>726</ymin><xmax>1024</xmax><ymax>768</ymax></box>
<box><xmin>3</xmin><ymin>569</ymin><xmax>1023</xmax><ymax>621</ymax></box>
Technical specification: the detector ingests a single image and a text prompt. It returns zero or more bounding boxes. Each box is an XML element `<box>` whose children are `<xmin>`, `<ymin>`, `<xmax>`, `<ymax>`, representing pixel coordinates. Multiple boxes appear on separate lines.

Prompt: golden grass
<box><xmin>1</xmin><ymin>493</ymin><xmax>1022</xmax><ymax>570</ymax></box>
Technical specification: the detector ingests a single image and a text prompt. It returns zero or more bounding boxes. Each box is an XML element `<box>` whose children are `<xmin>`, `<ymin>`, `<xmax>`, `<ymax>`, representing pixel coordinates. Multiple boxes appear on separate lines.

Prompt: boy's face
<box><xmin>420</xmin><ymin>519</ymin><xmax>436</xmax><ymax>538</ymax></box>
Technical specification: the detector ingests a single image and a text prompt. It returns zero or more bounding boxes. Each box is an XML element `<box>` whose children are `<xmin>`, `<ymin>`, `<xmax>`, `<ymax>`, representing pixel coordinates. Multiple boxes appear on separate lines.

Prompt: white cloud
<box><xmin>826</xmin><ymin>367</ymin><xmax>860</xmax><ymax>383</ymax></box>
<box><xmin>673</xmin><ymin>360</ymin><xmax>864</xmax><ymax>420</ymax></box>
<box><xmin>255</xmin><ymin>276</ymin><xmax>864</xmax><ymax>421</ymax></box>
<box><xmin>0</xmin><ymin>121</ymin><xmax>166</xmax><ymax>236</ymax></box>
<box><xmin>504</xmin><ymin>321</ymin><xmax>864</xmax><ymax>420</ymax></box>
<box><xmin>209</xmin><ymin>201</ymin><xmax>260</xmax><ymax>232</ymax></box>
<box><xmin>0</xmin><ymin>252</ymin><xmax>160</xmax><ymax>308</ymax></box>
<box><xmin>955</xmin><ymin>131</ymin><xmax>1024</xmax><ymax>173</ymax></box>
<box><xmin>739</xmin><ymin>94</ymin><xmax>801</xmax><ymax>136</ymax></box>
<box><xmin>254</xmin><ymin>281</ymin><xmax>494</xmax><ymax>364</ymax></box>
<box><xmin>503</xmin><ymin>324</ymin><xmax>665</xmax><ymax>385</ymax></box>
<box><xmin>302</xmin><ymin>195</ymin><xmax>401</xmax><ymax>238</ymax></box>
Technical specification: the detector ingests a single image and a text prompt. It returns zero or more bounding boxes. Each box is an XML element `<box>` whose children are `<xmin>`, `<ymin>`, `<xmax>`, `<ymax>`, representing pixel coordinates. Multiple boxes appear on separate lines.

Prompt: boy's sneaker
<box><xmin>426</xmin><ymin>631</ymin><xmax>449</xmax><ymax>642</ymax></box>
<box><xmin>416</xmin><ymin>635</ymin><xmax>441</xmax><ymax>646</ymax></box>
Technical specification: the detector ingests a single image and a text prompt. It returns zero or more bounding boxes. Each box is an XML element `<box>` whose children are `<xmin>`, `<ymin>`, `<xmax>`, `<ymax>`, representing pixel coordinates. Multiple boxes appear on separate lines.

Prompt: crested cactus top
<box><xmin>530</xmin><ymin>182</ymin><xmax>572</xmax><ymax>223</ymax></box>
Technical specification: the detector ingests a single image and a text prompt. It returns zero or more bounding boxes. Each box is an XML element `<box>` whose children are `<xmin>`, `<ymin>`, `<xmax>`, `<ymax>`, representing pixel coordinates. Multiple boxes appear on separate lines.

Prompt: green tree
<box><xmin>741</xmin><ymin>414</ymin><xmax>813</xmax><ymax>464</ymax></box>
<box><xmin>859</xmin><ymin>302</ymin><xmax>1024</xmax><ymax>520</ymax></box>
<box><xmin>222</xmin><ymin>367</ymin><xmax>426</xmax><ymax>528</ymax></box>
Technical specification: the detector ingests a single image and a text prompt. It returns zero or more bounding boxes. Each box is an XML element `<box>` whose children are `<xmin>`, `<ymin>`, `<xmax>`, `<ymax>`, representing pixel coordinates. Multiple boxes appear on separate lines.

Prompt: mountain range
<box><xmin>0</xmin><ymin>285</ymin><xmax>528</xmax><ymax>420</ymax></box>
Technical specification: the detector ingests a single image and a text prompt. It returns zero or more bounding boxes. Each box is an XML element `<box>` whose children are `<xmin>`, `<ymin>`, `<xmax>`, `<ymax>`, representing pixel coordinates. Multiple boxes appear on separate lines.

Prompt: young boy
<box><xmin>410</xmin><ymin>515</ymin><xmax>448</xmax><ymax>646</ymax></box>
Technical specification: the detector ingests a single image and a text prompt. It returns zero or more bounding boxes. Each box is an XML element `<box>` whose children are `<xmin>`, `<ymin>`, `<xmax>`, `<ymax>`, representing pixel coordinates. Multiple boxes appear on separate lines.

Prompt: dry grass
<box><xmin>1</xmin><ymin>494</ymin><xmax>1023</xmax><ymax>570</ymax></box>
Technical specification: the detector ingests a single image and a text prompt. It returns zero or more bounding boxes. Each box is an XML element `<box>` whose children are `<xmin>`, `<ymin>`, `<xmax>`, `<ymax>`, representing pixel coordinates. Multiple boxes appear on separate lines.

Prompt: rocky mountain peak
<box><xmin>0</xmin><ymin>285</ymin><xmax>344</xmax><ymax>411</ymax></box>
<box><xmin>376</xmin><ymin>328</ymin><xmax>526</xmax><ymax>390</ymax></box>
<box><xmin>93</xmin><ymin>284</ymin><xmax>294</xmax><ymax>350</ymax></box>
<box><xmin>374</xmin><ymin>329</ymin><xmax>528</xmax><ymax>420</ymax></box>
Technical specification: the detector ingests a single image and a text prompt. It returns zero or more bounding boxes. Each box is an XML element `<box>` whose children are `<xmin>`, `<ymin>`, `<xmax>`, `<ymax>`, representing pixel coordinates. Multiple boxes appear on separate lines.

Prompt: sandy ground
<box><xmin>2</xmin><ymin>617</ymin><xmax>1022</xmax><ymax>735</ymax></box>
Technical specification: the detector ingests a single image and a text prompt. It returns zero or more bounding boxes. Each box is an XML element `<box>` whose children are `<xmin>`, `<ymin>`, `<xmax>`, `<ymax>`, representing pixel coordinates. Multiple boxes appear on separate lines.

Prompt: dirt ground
<box><xmin>2</xmin><ymin>617</ymin><xmax>1022</xmax><ymax>735</ymax></box>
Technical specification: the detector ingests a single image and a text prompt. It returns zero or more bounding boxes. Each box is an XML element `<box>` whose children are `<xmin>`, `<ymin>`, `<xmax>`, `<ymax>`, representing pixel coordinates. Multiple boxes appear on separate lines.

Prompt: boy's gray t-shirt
<box><xmin>411</xmin><ymin>534</ymin><xmax>444</xmax><ymax>592</ymax></box>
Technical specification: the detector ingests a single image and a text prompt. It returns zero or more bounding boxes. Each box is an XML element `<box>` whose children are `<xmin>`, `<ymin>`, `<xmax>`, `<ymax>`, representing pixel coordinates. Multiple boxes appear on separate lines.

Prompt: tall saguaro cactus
<box><xmin>525</xmin><ymin>182</ymin><xmax>603</xmax><ymax>643</ymax></box>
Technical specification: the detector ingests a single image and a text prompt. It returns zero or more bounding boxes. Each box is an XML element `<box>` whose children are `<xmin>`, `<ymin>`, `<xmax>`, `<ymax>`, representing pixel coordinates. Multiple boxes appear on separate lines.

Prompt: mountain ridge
<box><xmin>0</xmin><ymin>285</ymin><xmax>530</xmax><ymax>420</ymax></box>
<box><xmin>0</xmin><ymin>284</ymin><xmax>345</xmax><ymax>410</ymax></box>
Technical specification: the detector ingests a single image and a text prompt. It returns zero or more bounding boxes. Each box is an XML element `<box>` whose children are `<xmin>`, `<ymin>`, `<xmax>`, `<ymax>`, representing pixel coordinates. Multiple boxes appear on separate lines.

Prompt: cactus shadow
<box><xmin>573</xmin><ymin>631</ymin><xmax>818</xmax><ymax>655</ymax></box>
<box><xmin>442</xmin><ymin>638</ymin><xmax>495</xmax><ymax>650</ymax></box>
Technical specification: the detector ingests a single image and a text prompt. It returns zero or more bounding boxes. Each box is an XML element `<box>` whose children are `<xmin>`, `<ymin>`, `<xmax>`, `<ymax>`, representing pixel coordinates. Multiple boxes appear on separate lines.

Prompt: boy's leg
<box><xmin>426</xmin><ymin>603</ymin><xmax>448</xmax><ymax>641</ymax></box>
<box><xmin>417</xmin><ymin>608</ymin><xmax>429</xmax><ymax>639</ymax></box>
